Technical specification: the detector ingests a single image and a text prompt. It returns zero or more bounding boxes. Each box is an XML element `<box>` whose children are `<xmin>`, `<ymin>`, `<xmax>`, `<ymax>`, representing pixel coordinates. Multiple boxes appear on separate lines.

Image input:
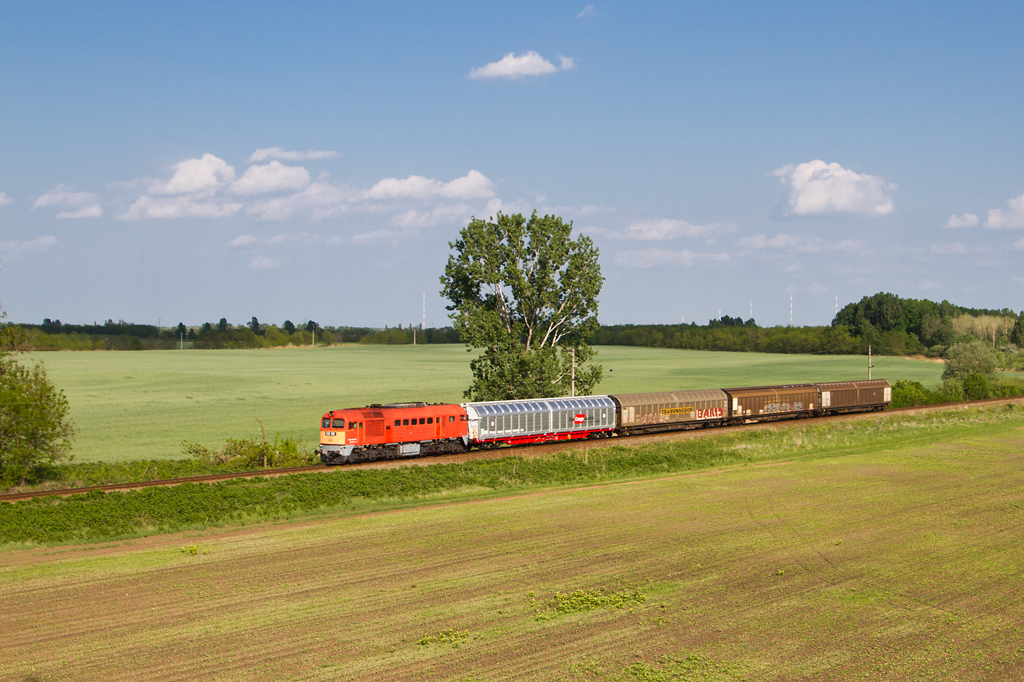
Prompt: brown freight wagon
<box><xmin>816</xmin><ymin>380</ymin><xmax>892</xmax><ymax>413</ymax></box>
<box><xmin>613</xmin><ymin>390</ymin><xmax>729</xmax><ymax>434</ymax></box>
<box><xmin>723</xmin><ymin>384</ymin><xmax>818</xmax><ymax>422</ymax></box>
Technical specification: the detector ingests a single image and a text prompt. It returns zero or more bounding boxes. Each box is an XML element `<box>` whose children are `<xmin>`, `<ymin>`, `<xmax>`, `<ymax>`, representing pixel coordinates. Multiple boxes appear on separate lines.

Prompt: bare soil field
<box><xmin>3</xmin><ymin>426</ymin><xmax>1024</xmax><ymax>681</ymax></box>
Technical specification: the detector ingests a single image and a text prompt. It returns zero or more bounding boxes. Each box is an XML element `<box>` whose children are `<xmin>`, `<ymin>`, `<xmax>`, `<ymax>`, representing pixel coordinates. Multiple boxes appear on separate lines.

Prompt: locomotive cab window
<box><xmin>321</xmin><ymin>418</ymin><xmax>330</xmax><ymax>428</ymax></box>
<box><xmin>332</xmin><ymin>418</ymin><xmax>345</xmax><ymax>428</ymax></box>
<box><xmin>449</xmin><ymin>416</ymin><xmax>455</xmax><ymax>423</ymax></box>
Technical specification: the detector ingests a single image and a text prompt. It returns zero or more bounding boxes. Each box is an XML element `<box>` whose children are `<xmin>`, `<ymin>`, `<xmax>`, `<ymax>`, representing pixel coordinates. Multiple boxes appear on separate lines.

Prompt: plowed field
<box><xmin>3</xmin><ymin>425</ymin><xmax>1024</xmax><ymax>680</ymax></box>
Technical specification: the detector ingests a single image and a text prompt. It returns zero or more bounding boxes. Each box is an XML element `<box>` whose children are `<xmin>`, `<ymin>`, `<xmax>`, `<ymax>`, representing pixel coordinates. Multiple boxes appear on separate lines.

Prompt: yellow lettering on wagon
<box><xmin>660</xmin><ymin>407</ymin><xmax>694</xmax><ymax>415</ymax></box>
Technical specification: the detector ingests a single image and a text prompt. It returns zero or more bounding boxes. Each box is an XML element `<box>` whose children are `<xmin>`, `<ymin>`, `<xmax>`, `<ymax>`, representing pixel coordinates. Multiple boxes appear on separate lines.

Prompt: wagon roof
<box><xmin>611</xmin><ymin>390</ymin><xmax>728</xmax><ymax>406</ymax></box>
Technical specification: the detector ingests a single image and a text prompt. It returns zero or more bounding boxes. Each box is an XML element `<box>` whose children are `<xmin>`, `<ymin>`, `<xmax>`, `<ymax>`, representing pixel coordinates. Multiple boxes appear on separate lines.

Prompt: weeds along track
<box><xmin>4</xmin><ymin>395</ymin><xmax>1022</xmax><ymax>503</ymax></box>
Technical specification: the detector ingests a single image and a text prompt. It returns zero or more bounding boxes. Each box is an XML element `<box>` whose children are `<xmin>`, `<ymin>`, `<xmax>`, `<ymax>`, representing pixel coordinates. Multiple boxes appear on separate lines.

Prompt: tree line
<box><xmin>5</xmin><ymin>318</ymin><xmax>463</xmax><ymax>350</ymax></box>
<box><xmin>594</xmin><ymin>292</ymin><xmax>1024</xmax><ymax>359</ymax></box>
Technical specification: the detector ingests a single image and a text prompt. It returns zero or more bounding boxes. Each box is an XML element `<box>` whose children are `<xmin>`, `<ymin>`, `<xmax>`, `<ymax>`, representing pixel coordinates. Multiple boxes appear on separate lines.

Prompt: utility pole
<box><xmin>570</xmin><ymin>347</ymin><xmax>575</xmax><ymax>397</ymax></box>
<box><xmin>868</xmin><ymin>345</ymin><xmax>873</xmax><ymax>380</ymax></box>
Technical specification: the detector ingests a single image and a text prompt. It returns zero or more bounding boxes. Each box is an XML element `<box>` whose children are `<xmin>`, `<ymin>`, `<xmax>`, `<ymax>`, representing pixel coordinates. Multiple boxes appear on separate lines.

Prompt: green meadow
<box><xmin>25</xmin><ymin>345</ymin><xmax>945</xmax><ymax>463</ymax></box>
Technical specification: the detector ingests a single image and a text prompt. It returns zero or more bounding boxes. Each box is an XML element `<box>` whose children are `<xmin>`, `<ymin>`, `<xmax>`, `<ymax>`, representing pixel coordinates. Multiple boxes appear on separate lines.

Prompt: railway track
<box><xmin>3</xmin><ymin>395</ymin><xmax>1022</xmax><ymax>503</ymax></box>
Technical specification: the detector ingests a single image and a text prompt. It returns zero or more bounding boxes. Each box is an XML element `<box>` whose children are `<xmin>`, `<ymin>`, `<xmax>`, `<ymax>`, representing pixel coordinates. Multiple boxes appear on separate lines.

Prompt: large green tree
<box><xmin>441</xmin><ymin>211</ymin><xmax>603</xmax><ymax>401</ymax></box>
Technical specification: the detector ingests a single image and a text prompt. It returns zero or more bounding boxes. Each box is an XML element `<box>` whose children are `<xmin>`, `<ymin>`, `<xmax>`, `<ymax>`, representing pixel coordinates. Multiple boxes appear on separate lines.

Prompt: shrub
<box><xmin>937</xmin><ymin>377</ymin><xmax>965</xmax><ymax>403</ymax></box>
<box><xmin>963</xmin><ymin>373</ymin><xmax>992</xmax><ymax>401</ymax></box>
<box><xmin>942</xmin><ymin>341</ymin><xmax>998</xmax><ymax>382</ymax></box>
<box><xmin>183</xmin><ymin>434</ymin><xmax>313</xmax><ymax>469</ymax></box>
<box><xmin>891</xmin><ymin>379</ymin><xmax>933</xmax><ymax>407</ymax></box>
<box><xmin>0</xmin><ymin>351</ymin><xmax>75</xmax><ymax>485</ymax></box>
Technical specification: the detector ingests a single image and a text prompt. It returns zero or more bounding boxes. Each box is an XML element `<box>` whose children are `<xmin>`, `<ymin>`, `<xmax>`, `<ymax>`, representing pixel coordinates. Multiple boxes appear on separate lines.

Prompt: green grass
<box><xmin>24</xmin><ymin>345</ymin><xmax>946</xmax><ymax>462</ymax></box>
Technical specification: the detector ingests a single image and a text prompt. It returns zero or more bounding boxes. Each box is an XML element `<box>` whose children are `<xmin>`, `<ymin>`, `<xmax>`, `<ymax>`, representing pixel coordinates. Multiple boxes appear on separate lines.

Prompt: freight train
<box><xmin>318</xmin><ymin>380</ymin><xmax>891</xmax><ymax>464</ymax></box>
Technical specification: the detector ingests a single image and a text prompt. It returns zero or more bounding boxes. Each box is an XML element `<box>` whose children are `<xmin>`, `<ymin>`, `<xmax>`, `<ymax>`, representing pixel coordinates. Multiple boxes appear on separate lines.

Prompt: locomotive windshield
<box><xmin>321</xmin><ymin>418</ymin><xmax>330</xmax><ymax>428</ymax></box>
<box><xmin>332</xmin><ymin>418</ymin><xmax>345</xmax><ymax>428</ymax></box>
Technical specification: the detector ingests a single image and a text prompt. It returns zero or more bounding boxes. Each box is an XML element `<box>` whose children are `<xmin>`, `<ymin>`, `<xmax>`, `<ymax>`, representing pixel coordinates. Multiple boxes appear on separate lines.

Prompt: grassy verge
<box><xmin>3</xmin><ymin>403</ymin><xmax>1022</xmax><ymax>547</ymax></box>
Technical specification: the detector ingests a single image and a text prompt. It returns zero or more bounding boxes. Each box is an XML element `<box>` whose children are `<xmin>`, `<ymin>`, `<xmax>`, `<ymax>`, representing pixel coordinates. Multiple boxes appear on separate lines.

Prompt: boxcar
<box><xmin>464</xmin><ymin>395</ymin><xmax>616</xmax><ymax>447</ymax></box>
<box><xmin>612</xmin><ymin>390</ymin><xmax>729</xmax><ymax>434</ymax></box>
<box><xmin>816</xmin><ymin>380</ymin><xmax>892</xmax><ymax>413</ymax></box>
<box><xmin>318</xmin><ymin>402</ymin><xmax>468</xmax><ymax>464</ymax></box>
<box><xmin>723</xmin><ymin>384</ymin><xmax>818</xmax><ymax>422</ymax></box>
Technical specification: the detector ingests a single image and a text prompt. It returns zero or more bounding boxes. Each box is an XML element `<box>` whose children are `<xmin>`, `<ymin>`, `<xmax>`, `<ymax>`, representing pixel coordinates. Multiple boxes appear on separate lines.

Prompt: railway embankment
<box><xmin>2</xmin><ymin>400</ymin><xmax>1022</xmax><ymax>547</ymax></box>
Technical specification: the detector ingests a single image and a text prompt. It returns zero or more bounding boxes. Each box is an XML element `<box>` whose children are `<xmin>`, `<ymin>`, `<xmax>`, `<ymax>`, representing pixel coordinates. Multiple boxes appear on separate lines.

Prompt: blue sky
<box><xmin>1</xmin><ymin>1</ymin><xmax>1023</xmax><ymax>329</ymax></box>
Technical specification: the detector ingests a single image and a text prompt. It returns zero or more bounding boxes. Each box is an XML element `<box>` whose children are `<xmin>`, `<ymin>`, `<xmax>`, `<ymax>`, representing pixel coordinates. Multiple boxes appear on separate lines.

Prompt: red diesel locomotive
<box><xmin>318</xmin><ymin>402</ymin><xmax>469</xmax><ymax>463</ymax></box>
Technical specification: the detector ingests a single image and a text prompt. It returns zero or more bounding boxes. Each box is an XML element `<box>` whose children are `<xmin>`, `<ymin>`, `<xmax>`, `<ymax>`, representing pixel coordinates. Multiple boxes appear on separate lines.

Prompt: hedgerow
<box><xmin>0</xmin><ymin>439</ymin><xmax>735</xmax><ymax>545</ymax></box>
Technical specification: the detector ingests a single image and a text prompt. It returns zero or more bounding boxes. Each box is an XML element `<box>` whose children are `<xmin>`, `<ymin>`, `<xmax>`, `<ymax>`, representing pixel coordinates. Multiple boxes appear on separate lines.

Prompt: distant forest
<box><xmin>7</xmin><ymin>292</ymin><xmax>1024</xmax><ymax>361</ymax></box>
<box><xmin>7</xmin><ymin>318</ymin><xmax>461</xmax><ymax>351</ymax></box>
<box><xmin>595</xmin><ymin>292</ymin><xmax>1024</xmax><ymax>357</ymax></box>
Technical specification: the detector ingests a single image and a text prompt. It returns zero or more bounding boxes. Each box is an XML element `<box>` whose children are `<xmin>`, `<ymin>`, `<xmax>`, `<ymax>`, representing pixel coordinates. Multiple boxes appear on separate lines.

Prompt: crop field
<box><xmin>26</xmin><ymin>345</ymin><xmax>945</xmax><ymax>462</ymax></box>
<box><xmin>3</xmin><ymin>409</ymin><xmax>1023</xmax><ymax>680</ymax></box>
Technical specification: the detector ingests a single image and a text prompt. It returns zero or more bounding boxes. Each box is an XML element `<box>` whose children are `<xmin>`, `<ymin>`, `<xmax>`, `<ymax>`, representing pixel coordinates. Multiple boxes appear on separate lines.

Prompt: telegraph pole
<box><xmin>570</xmin><ymin>347</ymin><xmax>575</xmax><ymax>397</ymax></box>
<box><xmin>868</xmin><ymin>345</ymin><xmax>873</xmax><ymax>380</ymax></box>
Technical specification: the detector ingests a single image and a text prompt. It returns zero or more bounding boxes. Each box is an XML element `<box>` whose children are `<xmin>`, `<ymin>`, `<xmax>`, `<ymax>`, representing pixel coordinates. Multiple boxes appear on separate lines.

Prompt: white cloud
<box><xmin>558</xmin><ymin>55</ymin><xmax>576</xmax><ymax>71</ymax></box>
<box><xmin>832</xmin><ymin>239</ymin><xmax>864</xmax><ymax>251</ymax></box>
<box><xmin>57</xmin><ymin>204</ymin><xmax>103</xmax><ymax>219</ymax></box>
<box><xmin>120</xmin><ymin>154</ymin><xmax>238</xmax><ymax>219</ymax></box>
<box><xmin>945</xmin><ymin>213</ymin><xmax>979</xmax><ymax>228</ymax></box>
<box><xmin>120</xmin><ymin>155</ymin><xmax>498</xmax><ymax>224</ymax></box>
<box><xmin>392</xmin><ymin>204</ymin><xmax>474</xmax><ymax>229</ymax></box>
<box><xmin>248</xmin><ymin>255</ymin><xmax>280</xmax><ymax>270</ymax></box>
<box><xmin>0</xmin><ymin>192</ymin><xmax>12</xmax><ymax>207</ymax></box>
<box><xmin>576</xmin><ymin>4</ymin><xmax>599</xmax><ymax>18</ymax></box>
<box><xmin>986</xmin><ymin>192</ymin><xmax>1024</xmax><ymax>229</ymax></box>
<box><xmin>351</xmin><ymin>228</ymin><xmax>409</xmax><ymax>246</ymax></box>
<box><xmin>0</xmin><ymin>235</ymin><xmax>57</xmax><ymax>254</ymax></box>
<box><xmin>149</xmin><ymin>154</ymin><xmax>235</xmax><ymax>195</ymax></box>
<box><xmin>32</xmin><ymin>185</ymin><xmax>103</xmax><ymax>218</ymax></box>
<box><xmin>931</xmin><ymin>242</ymin><xmax>968</xmax><ymax>255</ymax></box>
<box><xmin>230</xmin><ymin>233</ymin><xmax>287</xmax><ymax>246</ymax></box>
<box><xmin>625</xmin><ymin>219</ymin><xmax>718</xmax><ymax>240</ymax></box>
<box><xmin>230</xmin><ymin>161</ymin><xmax>311</xmax><ymax>196</ymax></box>
<box><xmin>121</xmin><ymin>195</ymin><xmax>242</xmax><ymax>220</ymax></box>
<box><xmin>246</xmin><ymin>181</ymin><xmax>353</xmax><ymax>221</ymax></box>
<box><xmin>735</xmin><ymin>233</ymin><xmax>864</xmax><ymax>253</ymax></box>
<box><xmin>615</xmin><ymin>249</ymin><xmax>729</xmax><ymax>268</ymax></box>
<box><xmin>736</xmin><ymin>233</ymin><xmax>803</xmax><ymax>249</ymax></box>
<box><xmin>247</xmin><ymin>147</ymin><xmax>338</xmax><ymax>163</ymax></box>
<box><xmin>469</xmin><ymin>52</ymin><xmax>564</xmax><ymax>79</ymax></box>
<box><xmin>771</xmin><ymin>160</ymin><xmax>895</xmax><ymax>217</ymax></box>
<box><xmin>364</xmin><ymin>170</ymin><xmax>494</xmax><ymax>201</ymax></box>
